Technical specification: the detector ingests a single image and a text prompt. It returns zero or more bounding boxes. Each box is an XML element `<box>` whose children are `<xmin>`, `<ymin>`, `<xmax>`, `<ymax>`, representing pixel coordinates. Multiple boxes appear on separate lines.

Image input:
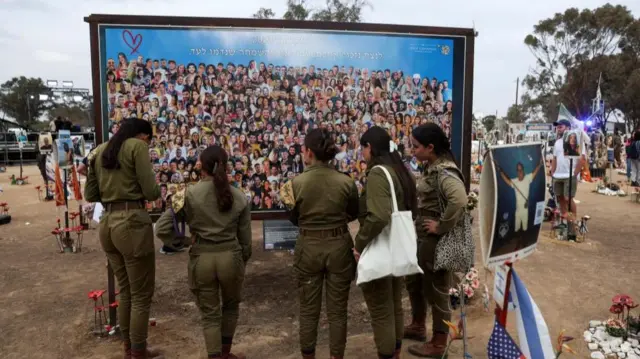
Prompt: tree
<box><xmin>310</xmin><ymin>0</ymin><xmax>371</xmax><ymax>22</ymax></box>
<box><xmin>522</xmin><ymin>4</ymin><xmax>636</xmax><ymax>120</ymax></box>
<box><xmin>253</xmin><ymin>7</ymin><xmax>276</xmax><ymax>19</ymax></box>
<box><xmin>283</xmin><ymin>0</ymin><xmax>310</xmax><ymax>21</ymax></box>
<box><xmin>482</xmin><ymin>115</ymin><xmax>496</xmax><ymax>132</ymax></box>
<box><xmin>0</xmin><ymin>77</ymin><xmax>52</xmax><ymax>129</ymax></box>
<box><xmin>253</xmin><ymin>0</ymin><xmax>370</xmax><ymax>23</ymax></box>
<box><xmin>48</xmin><ymin>101</ymin><xmax>93</xmax><ymax>128</ymax></box>
<box><xmin>505</xmin><ymin>104</ymin><xmax>527</xmax><ymax>123</ymax></box>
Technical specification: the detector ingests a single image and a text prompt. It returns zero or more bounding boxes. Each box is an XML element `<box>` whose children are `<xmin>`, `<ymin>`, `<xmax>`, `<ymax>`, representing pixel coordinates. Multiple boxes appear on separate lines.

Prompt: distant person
<box><xmin>498</xmin><ymin>159</ymin><xmax>544</xmax><ymax>232</ymax></box>
<box><xmin>155</xmin><ymin>145</ymin><xmax>251</xmax><ymax>359</ymax></box>
<box><xmin>627</xmin><ymin>131</ymin><xmax>640</xmax><ymax>187</ymax></box>
<box><xmin>54</xmin><ymin>116</ymin><xmax>64</xmax><ymax>132</ymax></box>
<box><xmin>551</xmin><ymin>119</ymin><xmax>585</xmax><ymax>231</ymax></box>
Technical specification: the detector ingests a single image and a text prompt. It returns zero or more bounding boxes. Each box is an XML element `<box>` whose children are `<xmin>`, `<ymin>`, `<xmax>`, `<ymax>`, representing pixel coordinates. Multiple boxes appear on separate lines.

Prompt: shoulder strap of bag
<box><xmin>435</xmin><ymin>166</ymin><xmax>466</xmax><ymax>214</ymax></box>
<box><xmin>372</xmin><ymin>165</ymin><xmax>399</xmax><ymax>213</ymax></box>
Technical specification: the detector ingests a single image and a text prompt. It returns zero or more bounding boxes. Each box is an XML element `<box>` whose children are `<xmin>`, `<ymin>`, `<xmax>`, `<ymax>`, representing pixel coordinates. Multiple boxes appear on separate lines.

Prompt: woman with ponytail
<box><xmin>406</xmin><ymin>123</ymin><xmax>467</xmax><ymax>359</ymax></box>
<box><xmin>155</xmin><ymin>145</ymin><xmax>252</xmax><ymax>359</ymax></box>
<box><xmin>354</xmin><ymin>125</ymin><xmax>417</xmax><ymax>359</ymax></box>
<box><xmin>280</xmin><ymin>128</ymin><xmax>359</xmax><ymax>359</ymax></box>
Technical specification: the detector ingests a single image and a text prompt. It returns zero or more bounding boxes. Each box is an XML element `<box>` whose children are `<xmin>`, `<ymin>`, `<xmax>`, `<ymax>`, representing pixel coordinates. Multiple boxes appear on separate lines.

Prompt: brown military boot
<box><xmin>222</xmin><ymin>344</ymin><xmax>246</xmax><ymax>359</ymax></box>
<box><xmin>407</xmin><ymin>332</ymin><xmax>449</xmax><ymax>358</ymax></box>
<box><xmin>403</xmin><ymin>315</ymin><xmax>426</xmax><ymax>342</ymax></box>
<box><xmin>130</xmin><ymin>346</ymin><xmax>164</xmax><ymax>359</ymax></box>
<box><xmin>124</xmin><ymin>341</ymin><xmax>132</xmax><ymax>359</ymax></box>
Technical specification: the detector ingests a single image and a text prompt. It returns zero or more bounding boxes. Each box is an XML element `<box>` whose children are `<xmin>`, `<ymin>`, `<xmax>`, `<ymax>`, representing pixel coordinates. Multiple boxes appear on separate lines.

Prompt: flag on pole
<box><xmin>509</xmin><ymin>269</ymin><xmax>556</xmax><ymax>359</ymax></box>
<box><xmin>488</xmin><ymin>319</ymin><xmax>526</xmax><ymax>359</ymax></box>
<box><xmin>54</xmin><ymin>165</ymin><xmax>65</xmax><ymax>207</ymax></box>
<box><xmin>70</xmin><ymin>165</ymin><xmax>83</xmax><ymax>202</ymax></box>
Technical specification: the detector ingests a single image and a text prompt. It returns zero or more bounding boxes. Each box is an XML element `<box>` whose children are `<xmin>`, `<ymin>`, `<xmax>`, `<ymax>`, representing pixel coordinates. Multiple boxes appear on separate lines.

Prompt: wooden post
<box><xmin>495</xmin><ymin>263</ymin><xmax>513</xmax><ymax>327</ymax></box>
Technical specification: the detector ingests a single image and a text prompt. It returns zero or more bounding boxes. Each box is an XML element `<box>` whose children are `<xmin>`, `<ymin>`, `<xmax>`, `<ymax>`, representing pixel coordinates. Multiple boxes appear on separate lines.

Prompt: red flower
<box><xmin>613</xmin><ymin>294</ymin><xmax>632</xmax><ymax>305</ymax></box>
<box><xmin>610</xmin><ymin>304</ymin><xmax>624</xmax><ymax>314</ymax></box>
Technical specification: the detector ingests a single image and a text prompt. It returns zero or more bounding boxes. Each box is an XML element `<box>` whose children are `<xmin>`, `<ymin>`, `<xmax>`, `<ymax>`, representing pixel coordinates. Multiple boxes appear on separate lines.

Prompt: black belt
<box><xmin>104</xmin><ymin>200</ymin><xmax>145</xmax><ymax>212</ymax></box>
<box><xmin>299</xmin><ymin>226</ymin><xmax>349</xmax><ymax>237</ymax></box>
<box><xmin>419</xmin><ymin>209</ymin><xmax>440</xmax><ymax>217</ymax></box>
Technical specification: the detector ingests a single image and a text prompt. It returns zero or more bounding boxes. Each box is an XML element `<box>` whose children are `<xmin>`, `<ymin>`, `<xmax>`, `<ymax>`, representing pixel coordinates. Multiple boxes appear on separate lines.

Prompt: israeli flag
<box><xmin>508</xmin><ymin>269</ymin><xmax>555</xmax><ymax>359</ymax></box>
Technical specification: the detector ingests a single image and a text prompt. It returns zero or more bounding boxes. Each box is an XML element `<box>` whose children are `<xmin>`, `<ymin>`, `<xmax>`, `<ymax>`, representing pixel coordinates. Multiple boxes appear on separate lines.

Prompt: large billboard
<box><xmin>87</xmin><ymin>15</ymin><xmax>474</xmax><ymax>217</ymax></box>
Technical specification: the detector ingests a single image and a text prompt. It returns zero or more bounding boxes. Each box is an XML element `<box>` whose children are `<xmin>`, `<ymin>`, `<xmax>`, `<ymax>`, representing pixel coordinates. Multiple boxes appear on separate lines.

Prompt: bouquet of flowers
<box><xmin>449</xmin><ymin>267</ymin><xmax>480</xmax><ymax>310</ymax></box>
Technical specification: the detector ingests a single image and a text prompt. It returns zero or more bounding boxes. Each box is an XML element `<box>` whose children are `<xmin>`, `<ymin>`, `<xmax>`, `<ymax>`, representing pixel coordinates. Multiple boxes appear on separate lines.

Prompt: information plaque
<box><xmin>263</xmin><ymin>220</ymin><xmax>299</xmax><ymax>250</ymax></box>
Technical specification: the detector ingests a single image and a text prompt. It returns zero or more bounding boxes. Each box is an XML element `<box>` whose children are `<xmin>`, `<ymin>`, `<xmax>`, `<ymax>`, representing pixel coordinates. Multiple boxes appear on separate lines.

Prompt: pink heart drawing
<box><xmin>122</xmin><ymin>30</ymin><xmax>142</xmax><ymax>55</ymax></box>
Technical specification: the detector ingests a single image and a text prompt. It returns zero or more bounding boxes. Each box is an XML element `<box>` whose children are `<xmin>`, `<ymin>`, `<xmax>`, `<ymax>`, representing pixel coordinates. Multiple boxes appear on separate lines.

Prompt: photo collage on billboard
<box><xmin>101</xmin><ymin>26</ymin><xmax>458</xmax><ymax>213</ymax></box>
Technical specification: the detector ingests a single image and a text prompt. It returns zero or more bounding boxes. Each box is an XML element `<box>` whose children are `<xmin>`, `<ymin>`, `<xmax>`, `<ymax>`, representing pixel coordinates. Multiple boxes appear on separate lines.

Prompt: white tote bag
<box><xmin>356</xmin><ymin>165</ymin><xmax>423</xmax><ymax>286</ymax></box>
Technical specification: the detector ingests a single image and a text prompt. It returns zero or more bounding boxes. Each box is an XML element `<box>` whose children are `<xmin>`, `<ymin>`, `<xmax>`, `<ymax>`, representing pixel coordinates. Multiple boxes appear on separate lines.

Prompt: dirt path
<box><xmin>0</xmin><ymin>166</ymin><xmax>638</xmax><ymax>358</ymax></box>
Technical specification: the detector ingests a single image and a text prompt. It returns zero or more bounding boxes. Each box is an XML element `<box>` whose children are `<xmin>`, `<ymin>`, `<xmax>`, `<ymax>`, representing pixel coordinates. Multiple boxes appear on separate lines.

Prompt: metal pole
<box><xmin>107</xmin><ymin>262</ymin><xmax>118</xmax><ymax>328</ymax></box>
<box><xmin>568</xmin><ymin>158</ymin><xmax>574</xmax><ymax>241</ymax></box>
<box><xmin>64</xmin><ymin>168</ymin><xmax>70</xmax><ymax>243</ymax></box>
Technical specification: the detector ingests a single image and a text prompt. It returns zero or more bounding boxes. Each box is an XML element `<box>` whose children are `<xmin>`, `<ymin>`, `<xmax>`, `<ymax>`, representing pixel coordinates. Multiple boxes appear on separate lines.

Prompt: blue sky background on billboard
<box><xmin>104</xmin><ymin>28</ymin><xmax>454</xmax><ymax>83</ymax></box>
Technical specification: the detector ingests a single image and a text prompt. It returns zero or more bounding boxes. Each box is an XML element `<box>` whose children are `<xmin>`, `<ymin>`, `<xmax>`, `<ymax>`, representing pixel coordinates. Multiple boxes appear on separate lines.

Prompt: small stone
<box><xmin>591</xmin><ymin>320</ymin><xmax>603</xmax><ymax>328</ymax></box>
<box><xmin>591</xmin><ymin>328</ymin><xmax>597</xmax><ymax>333</ymax></box>
<box><xmin>585</xmin><ymin>331</ymin><xmax>594</xmax><ymax>342</ymax></box>
<box><xmin>623</xmin><ymin>343</ymin><xmax>633</xmax><ymax>353</ymax></box>
<box><xmin>627</xmin><ymin>354</ymin><xmax>640</xmax><ymax>359</ymax></box>
<box><xmin>602</xmin><ymin>341</ymin><xmax>611</xmax><ymax>350</ymax></box>
<box><xmin>630</xmin><ymin>339</ymin><xmax>639</xmax><ymax>348</ymax></box>
<box><xmin>636</xmin><ymin>348</ymin><xmax>640</xmax><ymax>355</ymax></box>
<box><xmin>604</xmin><ymin>348</ymin><xmax>613</xmax><ymax>355</ymax></box>
<box><xmin>589</xmin><ymin>343</ymin><xmax>600</xmax><ymax>350</ymax></box>
<box><xmin>596</xmin><ymin>330</ymin><xmax>610</xmax><ymax>342</ymax></box>
<box><xmin>620</xmin><ymin>353</ymin><xmax>627</xmax><ymax>359</ymax></box>
<box><xmin>591</xmin><ymin>352</ymin><xmax>605</xmax><ymax>359</ymax></box>
<box><xmin>612</xmin><ymin>338</ymin><xmax>624</xmax><ymax>347</ymax></box>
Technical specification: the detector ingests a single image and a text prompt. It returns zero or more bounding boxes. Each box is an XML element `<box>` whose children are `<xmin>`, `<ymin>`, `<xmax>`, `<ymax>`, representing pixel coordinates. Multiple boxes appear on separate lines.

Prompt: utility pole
<box><xmin>515</xmin><ymin>77</ymin><xmax>520</xmax><ymax>124</ymax></box>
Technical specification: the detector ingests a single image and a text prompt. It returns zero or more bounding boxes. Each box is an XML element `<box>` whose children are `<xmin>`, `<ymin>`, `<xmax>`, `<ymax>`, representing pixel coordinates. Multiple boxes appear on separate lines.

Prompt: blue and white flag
<box><xmin>508</xmin><ymin>269</ymin><xmax>555</xmax><ymax>359</ymax></box>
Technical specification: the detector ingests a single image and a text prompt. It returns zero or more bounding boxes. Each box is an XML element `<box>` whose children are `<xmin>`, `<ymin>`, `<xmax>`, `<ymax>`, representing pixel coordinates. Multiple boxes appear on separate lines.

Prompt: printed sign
<box><xmin>263</xmin><ymin>219</ymin><xmax>299</xmax><ymax>250</ymax></box>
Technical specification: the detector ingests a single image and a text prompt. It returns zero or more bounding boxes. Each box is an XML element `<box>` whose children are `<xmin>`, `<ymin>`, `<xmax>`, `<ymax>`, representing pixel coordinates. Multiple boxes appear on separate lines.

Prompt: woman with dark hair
<box><xmin>281</xmin><ymin>128</ymin><xmax>359</xmax><ymax>359</ymax></box>
<box><xmin>155</xmin><ymin>145</ymin><xmax>252</xmax><ymax>359</ymax></box>
<box><xmin>84</xmin><ymin>118</ymin><xmax>162</xmax><ymax>359</ymax></box>
<box><xmin>406</xmin><ymin>123</ymin><xmax>467</xmax><ymax>358</ymax></box>
<box><xmin>354</xmin><ymin>125</ymin><xmax>417</xmax><ymax>359</ymax></box>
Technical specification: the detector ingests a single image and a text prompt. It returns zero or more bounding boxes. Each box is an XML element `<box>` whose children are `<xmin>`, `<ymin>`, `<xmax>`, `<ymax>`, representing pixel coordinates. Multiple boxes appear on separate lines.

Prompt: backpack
<box><xmin>627</xmin><ymin>141</ymin><xmax>640</xmax><ymax>160</ymax></box>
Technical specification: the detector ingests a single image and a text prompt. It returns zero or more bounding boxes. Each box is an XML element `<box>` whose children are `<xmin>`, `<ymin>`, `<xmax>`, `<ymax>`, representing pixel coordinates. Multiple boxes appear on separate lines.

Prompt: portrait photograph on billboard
<box><xmin>91</xmin><ymin>17</ymin><xmax>472</xmax><ymax>215</ymax></box>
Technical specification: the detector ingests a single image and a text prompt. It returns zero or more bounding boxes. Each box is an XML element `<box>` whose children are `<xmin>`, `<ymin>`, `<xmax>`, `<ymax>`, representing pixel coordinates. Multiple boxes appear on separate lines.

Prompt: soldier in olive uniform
<box><xmin>353</xmin><ymin>126</ymin><xmax>418</xmax><ymax>359</ymax></box>
<box><xmin>280</xmin><ymin>128</ymin><xmax>359</xmax><ymax>359</ymax></box>
<box><xmin>84</xmin><ymin>119</ymin><xmax>163</xmax><ymax>359</ymax></box>
<box><xmin>155</xmin><ymin>145</ymin><xmax>251</xmax><ymax>359</ymax></box>
<box><xmin>407</xmin><ymin>124</ymin><xmax>468</xmax><ymax>358</ymax></box>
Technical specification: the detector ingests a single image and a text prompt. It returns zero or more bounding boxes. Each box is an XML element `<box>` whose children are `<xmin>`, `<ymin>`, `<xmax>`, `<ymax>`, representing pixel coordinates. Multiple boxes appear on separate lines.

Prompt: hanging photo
<box><xmin>563</xmin><ymin>130</ymin><xmax>583</xmax><ymax>159</ymax></box>
<box><xmin>55</xmin><ymin>130</ymin><xmax>73</xmax><ymax>169</ymax></box>
<box><xmin>71</xmin><ymin>136</ymin><xmax>86</xmax><ymax>161</ymax></box>
<box><xmin>38</xmin><ymin>133</ymin><xmax>54</xmax><ymax>154</ymax></box>
<box><xmin>479</xmin><ymin>143</ymin><xmax>546</xmax><ymax>267</ymax></box>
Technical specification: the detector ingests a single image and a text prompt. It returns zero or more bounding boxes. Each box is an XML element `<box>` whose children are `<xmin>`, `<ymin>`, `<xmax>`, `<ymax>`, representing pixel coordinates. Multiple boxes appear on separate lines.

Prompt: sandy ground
<box><xmin>0</xmin><ymin>165</ymin><xmax>639</xmax><ymax>359</ymax></box>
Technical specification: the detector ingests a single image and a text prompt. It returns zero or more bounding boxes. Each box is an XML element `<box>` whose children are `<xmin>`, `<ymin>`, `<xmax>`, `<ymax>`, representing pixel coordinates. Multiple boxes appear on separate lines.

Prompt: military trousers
<box><xmin>188</xmin><ymin>248</ymin><xmax>245</xmax><ymax>356</ymax></box>
<box><xmin>294</xmin><ymin>232</ymin><xmax>355</xmax><ymax>357</ymax></box>
<box><xmin>405</xmin><ymin>237</ymin><xmax>426</xmax><ymax>321</ymax></box>
<box><xmin>361</xmin><ymin>276</ymin><xmax>404</xmax><ymax>357</ymax></box>
<box><xmin>418</xmin><ymin>233</ymin><xmax>454</xmax><ymax>334</ymax></box>
<box><xmin>99</xmin><ymin>208</ymin><xmax>156</xmax><ymax>350</ymax></box>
